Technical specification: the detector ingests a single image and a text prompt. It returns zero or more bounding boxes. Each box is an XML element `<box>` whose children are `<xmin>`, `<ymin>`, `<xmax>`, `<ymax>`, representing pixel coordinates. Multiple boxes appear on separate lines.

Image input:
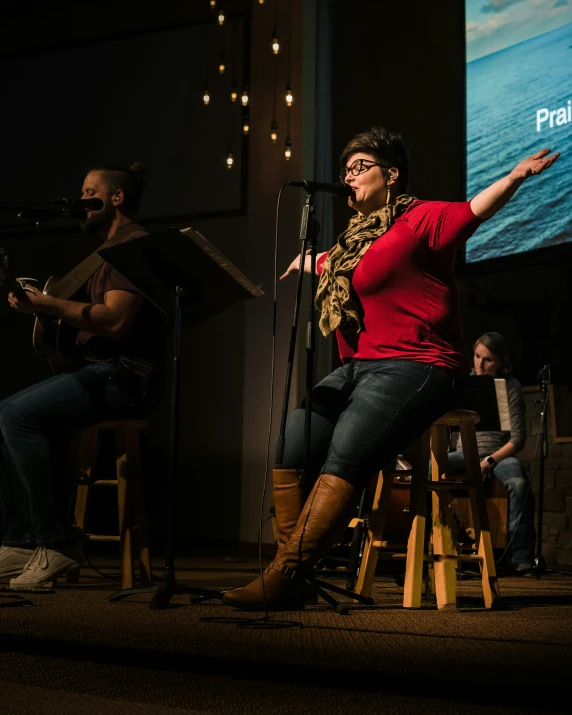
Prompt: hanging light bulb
<box><xmin>217</xmin><ymin>8</ymin><xmax>225</xmax><ymax>25</ymax></box>
<box><xmin>270</xmin><ymin>120</ymin><xmax>278</xmax><ymax>143</ymax></box>
<box><xmin>284</xmin><ymin>137</ymin><xmax>292</xmax><ymax>160</ymax></box>
<box><xmin>230</xmin><ymin>83</ymin><xmax>238</xmax><ymax>102</ymax></box>
<box><xmin>203</xmin><ymin>84</ymin><xmax>210</xmax><ymax>105</ymax></box>
<box><xmin>219</xmin><ymin>57</ymin><xmax>226</xmax><ymax>74</ymax></box>
<box><xmin>241</xmin><ymin>85</ymin><xmax>249</xmax><ymax>106</ymax></box>
<box><xmin>258</xmin><ymin>0</ymin><xmax>265</xmax><ymax>4</ymax></box>
<box><xmin>226</xmin><ymin>147</ymin><xmax>234</xmax><ymax>169</ymax></box>
<box><xmin>210</xmin><ymin>0</ymin><xmax>216</xmax><ymax>7</ymax></box>
<box><xmin>242</xmin><ymin>113</ymin><xmax>250</xmax><ymax>135</ymax></box>
<box><xmin>272</xmin><ymin>34</ymin><xmax>280</xmax><ymax>55</ymax></box>
<box><xmin>285</xmin><ymin>81</ymin><xmax>294</xmax><ymax>107</ymax></box>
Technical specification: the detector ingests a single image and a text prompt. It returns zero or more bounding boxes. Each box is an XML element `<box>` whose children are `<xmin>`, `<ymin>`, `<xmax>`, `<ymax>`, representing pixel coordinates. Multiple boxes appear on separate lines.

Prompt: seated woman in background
<box><xmin>448</xmin><ymin>331</ymin><xmax>536</xmax><ymax>572</ymax></box>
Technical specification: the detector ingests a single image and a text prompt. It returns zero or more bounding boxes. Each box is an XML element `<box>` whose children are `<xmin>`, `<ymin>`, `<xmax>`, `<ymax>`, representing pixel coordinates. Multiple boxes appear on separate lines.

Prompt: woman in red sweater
<box><xmin>223</xmin><ymin>126</ymin><xmax>559</xmax><ymax>611</ymax></box>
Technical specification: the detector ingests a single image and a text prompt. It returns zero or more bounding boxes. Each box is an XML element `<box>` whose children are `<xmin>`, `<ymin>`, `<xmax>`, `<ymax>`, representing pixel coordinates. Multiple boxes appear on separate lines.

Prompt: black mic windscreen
<box><xmin>287</xmin><ymin>180</ymin><xmax>352</xmax><ymax>198</ymax></box>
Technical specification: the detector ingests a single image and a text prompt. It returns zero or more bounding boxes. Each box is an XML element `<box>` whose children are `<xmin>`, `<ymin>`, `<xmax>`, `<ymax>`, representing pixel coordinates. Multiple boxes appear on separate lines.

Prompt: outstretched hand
<box><xmin>510</xmin><ymin>148</ymin><xmax>560</xmax><ymax>181</ymax></box>
<box><xmin>280</xmin><ymin>250</ymin><xmax>327</xmax><ymax>280</ymax></box>
<box><xmin>280</xmin><ymin>252</ymin><xmax>304</xmax><ymax>280</ymax></box>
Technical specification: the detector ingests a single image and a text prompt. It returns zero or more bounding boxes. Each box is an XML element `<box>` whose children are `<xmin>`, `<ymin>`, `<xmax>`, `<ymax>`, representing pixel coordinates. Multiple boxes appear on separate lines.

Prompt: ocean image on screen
<box><xmin>465</xmin><ymin>2</ymin><xmax>572</xmax><ymax>264</ymax></box>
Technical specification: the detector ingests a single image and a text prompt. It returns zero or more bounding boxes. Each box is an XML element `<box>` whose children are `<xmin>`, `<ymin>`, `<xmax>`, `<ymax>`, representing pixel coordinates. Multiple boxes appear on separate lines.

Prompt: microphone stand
<box><xmin>532</xmin><ymin>367</ymin><xmax>550</xmax><ymax>578</ymax></box>
<box><xmin>276</xmin><ymin>187</ymin><xmax>372</xmax><ymax>614</ymax></box>
<box><xmin>275</xmin><ymin>191</ymin><xmax>317</xmax><ymax>485</ymax></box>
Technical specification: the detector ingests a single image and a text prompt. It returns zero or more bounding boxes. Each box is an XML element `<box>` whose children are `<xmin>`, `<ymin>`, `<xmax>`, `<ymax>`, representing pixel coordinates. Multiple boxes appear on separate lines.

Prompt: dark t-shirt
<box><xmin>75</xmin><ymin>227</ymin><xmax>160</xmax><ymax>375</ymax></box>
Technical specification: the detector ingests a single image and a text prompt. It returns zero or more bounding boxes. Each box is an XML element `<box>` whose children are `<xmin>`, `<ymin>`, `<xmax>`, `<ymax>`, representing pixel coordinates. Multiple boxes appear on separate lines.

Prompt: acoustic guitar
<box><xmin>1</xmin><ymin>224</ymin><xmax>142</xmax><ymax>374</ymax></box>
<box><xmin>31</xmin><ymin>276</ymin><xmax>77</xmax><ymax>371</ymax></box>
<box><xmin>0</xmin><ymin>249</ymin><xmax>75</xmax><ymax>372</ymax></box>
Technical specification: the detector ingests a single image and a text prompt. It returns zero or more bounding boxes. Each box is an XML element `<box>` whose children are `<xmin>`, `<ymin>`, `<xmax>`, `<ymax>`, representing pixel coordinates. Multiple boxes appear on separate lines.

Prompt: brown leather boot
<box><xmin>272</xmin><ymin>469</ymin><xmax>303</xmax><ymax>550</ymax></box>
<box><xmin>223</xmin><ymin>473</ymin><xmax>357</xmax><ymax>610</ymax></box>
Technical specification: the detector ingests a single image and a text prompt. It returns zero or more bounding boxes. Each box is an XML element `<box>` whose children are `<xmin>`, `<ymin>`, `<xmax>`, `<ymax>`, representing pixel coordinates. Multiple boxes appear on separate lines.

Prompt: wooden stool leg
<box><xmin>66</xmin><ymin>426</ymin><xmax>99</xmax><ymax>584</ymax></box>
<box><xmin>430</xmin><ymin>424</ymin><xmax>457</xmax><ymax>610</ymax></box>
<box><xmin>66</xmin><ymin>484</ymin><xmax>89</xmax><ymax>584</ymax></box>
<box><xmin>403</xmin><ymin>430</ymin><xmax>430</xmax><ymax>608</ymax></box>
<box><xmin>355</xmin><ymin>468</ymin><xmax>394</xmax><ymax>598</ymax></box>
<box><xmin>126</xmin><ymin>426</ymin><xmax>151</xmax><ymax>586</ymax></box>
<box><xmin>115</xmin><ymin>425</ymin><xmax>134</xmax><ymax>590</ymax></box>
<box><xmin>460</xmin><ymin>421</ymin><xmax>500</xmax><ymax>608</ymax></box>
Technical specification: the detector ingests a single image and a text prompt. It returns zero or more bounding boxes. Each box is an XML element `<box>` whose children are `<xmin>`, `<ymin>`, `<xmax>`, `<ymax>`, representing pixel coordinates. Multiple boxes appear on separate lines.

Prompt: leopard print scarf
<box><xmin>315</xmin><ymin>194</ymin><xmax>416</xmax><ymax>338</ymax></box>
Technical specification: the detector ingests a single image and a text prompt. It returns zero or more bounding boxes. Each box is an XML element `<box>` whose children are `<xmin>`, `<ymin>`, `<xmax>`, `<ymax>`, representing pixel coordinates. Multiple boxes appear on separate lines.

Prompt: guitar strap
<box><xmin>47</xmin><ymin>223</ymin><xmax>145</xmax><ymax>300</ymax></box>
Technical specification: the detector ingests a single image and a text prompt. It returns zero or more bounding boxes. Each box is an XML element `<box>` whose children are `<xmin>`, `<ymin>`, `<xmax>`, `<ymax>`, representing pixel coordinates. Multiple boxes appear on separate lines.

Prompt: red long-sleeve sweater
<box><xmin>317</xmin><ymin>200</ymin><xmax>484</xmax><ymax>373</ymax></box>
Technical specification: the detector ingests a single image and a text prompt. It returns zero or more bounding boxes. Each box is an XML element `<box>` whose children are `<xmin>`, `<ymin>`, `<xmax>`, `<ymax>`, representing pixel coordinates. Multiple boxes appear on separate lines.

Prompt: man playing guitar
<box><xmin>0</xmin><ymin>163</ymin><xmax>155</xmax><ymax>588</ymax></box>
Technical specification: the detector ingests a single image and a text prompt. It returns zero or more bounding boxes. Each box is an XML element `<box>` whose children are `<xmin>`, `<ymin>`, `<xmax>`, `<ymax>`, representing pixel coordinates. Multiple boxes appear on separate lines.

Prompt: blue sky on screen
<box><xmin>466</xmin><ymin>0</ymin><xmax>572</xmax><ymax>61</ymax></box>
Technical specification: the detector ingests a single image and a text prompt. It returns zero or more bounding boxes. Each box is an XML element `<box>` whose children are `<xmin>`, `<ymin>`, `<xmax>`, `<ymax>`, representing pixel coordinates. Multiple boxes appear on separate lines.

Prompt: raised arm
<box><xmin>470</xmin><ymin>148</ymin><xmax>560</xmax><ymax>219</ymax></box>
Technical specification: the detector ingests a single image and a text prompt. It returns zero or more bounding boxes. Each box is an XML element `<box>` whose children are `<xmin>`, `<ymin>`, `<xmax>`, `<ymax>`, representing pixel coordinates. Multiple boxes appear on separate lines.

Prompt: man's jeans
<box><xmin>0</xmin><ymin>362</ymin><xmax>140</xmax><ymax>547</ymax></box>
<box><xmin>278</xmin><ymin>359</ymin><xmax>466</xmax><ymax>490</ymax></box>
<box><xmin>447</xmin><ymin>451</ymin><xmax>536</xmax><ymax>565</ymax></box>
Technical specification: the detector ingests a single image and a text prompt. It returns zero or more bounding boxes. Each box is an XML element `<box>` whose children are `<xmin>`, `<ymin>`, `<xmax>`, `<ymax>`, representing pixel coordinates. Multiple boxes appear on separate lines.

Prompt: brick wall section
<box><xmin>520</xmin><ymin>389</ymin><xmax>572</xmax><ymax>568</ymax></box>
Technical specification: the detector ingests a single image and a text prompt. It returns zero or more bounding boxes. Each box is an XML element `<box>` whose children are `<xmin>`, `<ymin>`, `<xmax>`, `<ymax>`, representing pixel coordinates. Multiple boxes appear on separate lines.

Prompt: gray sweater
<box><xmin>456</xmin><ymin>375</ymin><xmax>527</xmax><ymax>457</ymax></box>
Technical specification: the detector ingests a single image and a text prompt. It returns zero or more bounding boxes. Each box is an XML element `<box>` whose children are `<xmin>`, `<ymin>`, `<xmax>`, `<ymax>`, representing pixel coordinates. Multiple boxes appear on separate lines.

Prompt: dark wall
<box><xmin>0</xmin><ymin>0</ymin><xmax>308</xmax><ymax>552</ymax></box>
<box><xmin>0</xmin><ymin>3</ymin><xmax>253</xmax><ymax>551</ymax></box>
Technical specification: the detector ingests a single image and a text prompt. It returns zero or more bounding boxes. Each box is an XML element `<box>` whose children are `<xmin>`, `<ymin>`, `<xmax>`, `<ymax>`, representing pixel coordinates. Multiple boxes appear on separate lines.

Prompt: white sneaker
<box><xmin>9</xmin><ymin>545</ymin><xmax>84</xmax><ymax>588</ymax></box>
<box><xmin>0</xmin><ymin>545</ymin><xmax>36</xmax><ymax>579</ymax></box>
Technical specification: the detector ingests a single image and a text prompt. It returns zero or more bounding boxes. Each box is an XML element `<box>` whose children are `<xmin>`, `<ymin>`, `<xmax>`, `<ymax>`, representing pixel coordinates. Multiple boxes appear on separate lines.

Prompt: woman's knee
<box><xmin>494</xmin><ymin>458</ymin><xmax>526</xmax><ymax>483</ymax></box>
<box><xmin>503</xmin><ymin>477</ymin><xmax>529</xmax><ymax>500</ymax></box>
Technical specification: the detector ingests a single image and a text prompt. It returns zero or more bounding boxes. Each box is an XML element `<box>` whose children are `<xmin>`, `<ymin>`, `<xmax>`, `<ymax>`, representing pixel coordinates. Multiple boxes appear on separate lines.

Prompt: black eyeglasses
<box><xmin>339</xmin><ymin>158</ymin><xmax>384</xmax><ymax>182</ymax></box>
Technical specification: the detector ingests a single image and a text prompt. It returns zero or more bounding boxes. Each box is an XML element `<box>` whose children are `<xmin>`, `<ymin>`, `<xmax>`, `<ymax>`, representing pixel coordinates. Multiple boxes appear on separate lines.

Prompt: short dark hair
<box><xmin>89</xmin><ymin>162</ymin><xmax>147</xmax><ymax>213</ymax></box>
<box><xmin>474</xmin><ymin>332</ymin><xmax>512</xmax><ymax>377</ymax></box>
<box><xmin>340</xmin><ymin>127</ymin><xmax>410</xmax><ymax>191</ymax></box>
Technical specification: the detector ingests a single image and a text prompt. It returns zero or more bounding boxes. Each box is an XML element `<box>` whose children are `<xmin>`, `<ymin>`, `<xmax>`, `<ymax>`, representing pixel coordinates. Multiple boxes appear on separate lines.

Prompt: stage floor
<box><xmin>1</xmin><ymin>556</ymin><xmax>571</xmax><ymax>714</ymax></box>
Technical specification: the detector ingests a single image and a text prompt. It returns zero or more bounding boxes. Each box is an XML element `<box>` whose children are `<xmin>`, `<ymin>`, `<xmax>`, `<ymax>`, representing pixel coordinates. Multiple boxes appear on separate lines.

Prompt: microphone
<box><xmin>50</xmin><ymin>198</ymin><xmax>104</xmax><ymax>211</ymax></box>
<box><xmin>287</xmin><ymin>180</ymin><xmax>352</xmax><ymax>198</ymax></box>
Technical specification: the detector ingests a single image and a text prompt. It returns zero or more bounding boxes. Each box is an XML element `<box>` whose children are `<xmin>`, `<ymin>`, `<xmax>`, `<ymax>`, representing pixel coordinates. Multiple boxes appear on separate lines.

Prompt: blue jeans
<box><xmin>0</xmin><ymin>362</ymin><xmax>142</xmax><ymax>547</ymax></box>
<box><xmin>278</xmin><ymin>359</ymin><xmax>466</xmax><ymax>489</ymax></box>
<box><xmin>446</xmin><ymin>451</ymin><xmax>536</xmax><ymax>565</ymax></box>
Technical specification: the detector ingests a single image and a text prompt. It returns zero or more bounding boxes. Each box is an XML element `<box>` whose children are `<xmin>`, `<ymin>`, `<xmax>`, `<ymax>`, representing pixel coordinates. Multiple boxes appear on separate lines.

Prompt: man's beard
<box><xmin>80</xmin><ymin>204</ymin><xmax>114</xmax><ymax>234</ymax></box>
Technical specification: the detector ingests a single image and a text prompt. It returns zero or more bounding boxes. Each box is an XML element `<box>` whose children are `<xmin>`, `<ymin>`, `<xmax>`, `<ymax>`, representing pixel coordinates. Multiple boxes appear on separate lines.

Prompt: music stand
<box><xmin>98</xmin><ymin>227</ymin><xmax>263</xmax><ymax>609</ymax></box>
<box><xmin>461</xmin><ymin>375</ymin><xmax>511</xmax><ymax>431</ymax></box>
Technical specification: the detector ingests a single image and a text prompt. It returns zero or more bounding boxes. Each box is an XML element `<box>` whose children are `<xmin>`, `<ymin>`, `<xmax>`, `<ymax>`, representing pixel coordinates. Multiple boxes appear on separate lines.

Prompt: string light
<box><xmin>218</xmin><ymin>29</ymin><xmax>226</xmax><ymax>74</ymax></box>
<box><xmin>270</xmin><ymin>120</ymin><xmax>278</xmax><ymax>143</ymax></box>
<box><xmin>241</xmin><ymin>85</ymin><xmax>249</xmax><ymax>106</ymax></box>
<box><xmin>285</xmin><ymin>81</ymin><xmax>293</xmax><ymax>107</ymax></box>
<box><xmin>217</xmin><ymin>8</ymin><xmax>225</xmax><ymax>25</ymax></box>
<box><xmin>226</xmin><ymin>146</ymin><xmax>234</xmax><ymax>169</ymax></box>
<box><xmin>272</xmin><ymin>35</ymin><xmax>280</xmax><ymax>54</ymax></box>
<box><xmin>284</xmin><ymin>137</ymin><xmax>292</xmax><ymax>160</ymax></box>
<box><xmin>242</xmin><ymin>114</ymin><xmax>250</xmax><ymax>135</ymax></box>
<box><xmin>203</xmin><ymin>85</ymin><xmax>210</xmax><ymax>105</ymax></box>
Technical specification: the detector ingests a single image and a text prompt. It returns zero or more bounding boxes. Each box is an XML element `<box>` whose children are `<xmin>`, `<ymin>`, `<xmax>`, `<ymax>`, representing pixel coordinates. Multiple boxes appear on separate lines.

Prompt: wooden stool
<box><xmin>354</xmin><ymin>409</ymin><xmax>500</xmax><ymax>609</ymax></box>
<box><xmin>66</xmin><ymin>419</ymin><xmax>152</xmax><ymax>590</ymax></box>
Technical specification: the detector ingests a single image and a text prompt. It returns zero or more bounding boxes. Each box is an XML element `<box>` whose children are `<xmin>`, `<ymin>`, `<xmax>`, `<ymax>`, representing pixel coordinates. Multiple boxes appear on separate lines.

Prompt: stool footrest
<box><xmin>428</xmin><ymin>481</ymin><xmax>475</xmax><ymax>491</ymax></box>
<box><xmin>372</xmin><ymin>540</ymin><xmax>409</xmax><ymax>550</ymax></box>
<box><xmin>85</xmin><ymin>534</ymin><xmax>121</xmax><ymax>543</ymax></box>
<box><xmin>389</xmin><ymin>480</ymin><xmax>475</xmax><ymax>492</ymax></box>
